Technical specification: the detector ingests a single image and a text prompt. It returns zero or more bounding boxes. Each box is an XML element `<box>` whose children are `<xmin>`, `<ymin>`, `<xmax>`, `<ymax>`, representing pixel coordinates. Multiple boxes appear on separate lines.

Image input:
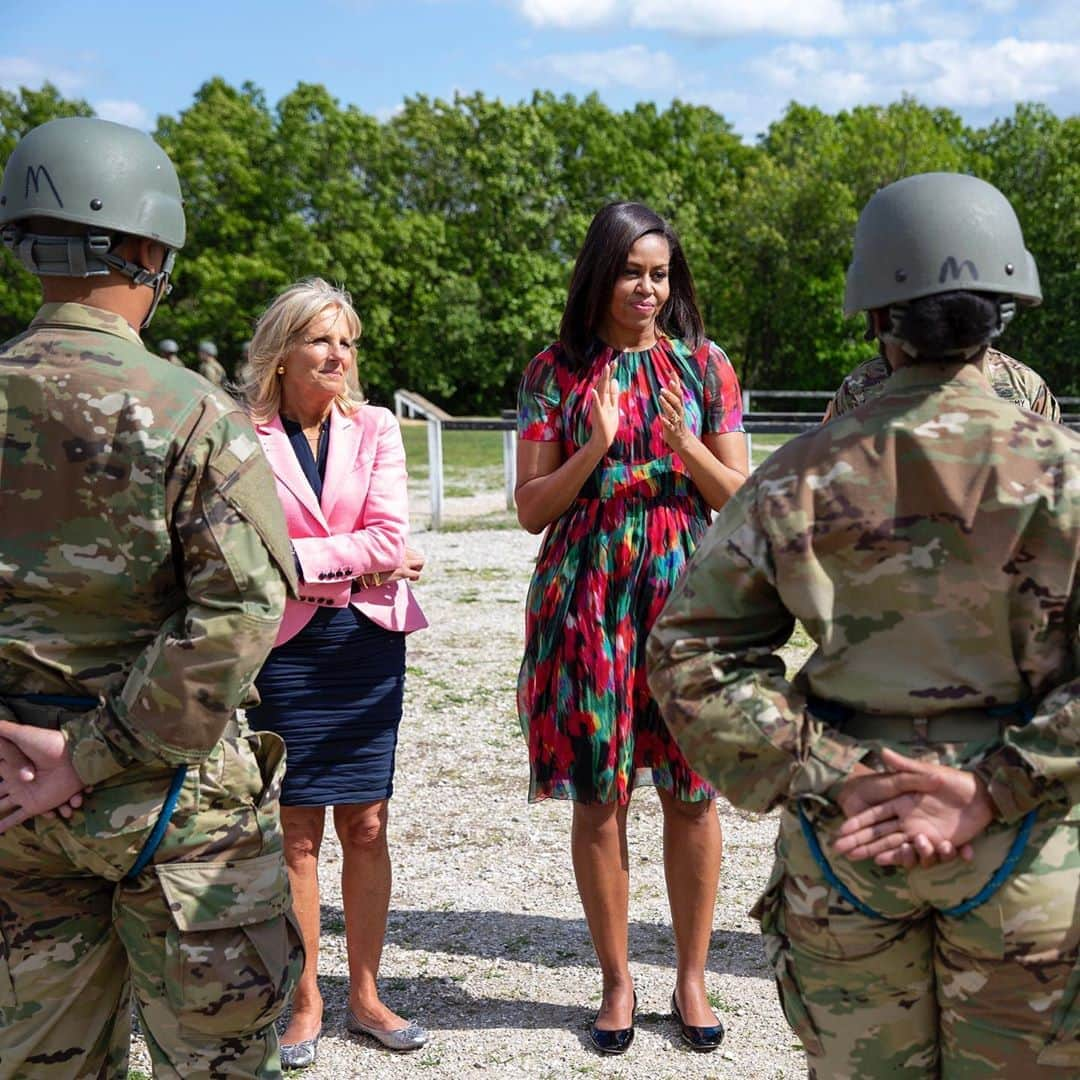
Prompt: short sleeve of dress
<box><xmin>517</xmin><ymin>345</ymin><xmax>563</xmax><ymax>442</ymax></box>
<box><xmin>701</xmin><ymin>341</ymin><xmax>744</xmax><ymax>434</ymax></box>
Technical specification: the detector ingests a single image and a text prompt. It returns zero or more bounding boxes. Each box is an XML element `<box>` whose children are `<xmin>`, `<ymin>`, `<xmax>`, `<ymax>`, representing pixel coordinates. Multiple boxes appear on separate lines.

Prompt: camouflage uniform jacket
<box><xmin>648</xmin><ymin>362</ymin><xmax>1079</xmax><ymax>822</ymax></box>
<box><xmin>822</xmin><ymin>348</ymin><xmax>1062</xmax><ymax>422</ymax></box>
<box><xmin>0</xmin><ymin>303</ymin><xmax>298</xmax><ymax>786</ymax></box>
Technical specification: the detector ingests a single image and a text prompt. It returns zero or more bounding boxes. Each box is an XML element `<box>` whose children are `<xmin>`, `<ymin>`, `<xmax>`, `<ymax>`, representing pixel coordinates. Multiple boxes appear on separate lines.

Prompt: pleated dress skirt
<box><xmin>248</xmin><ymin>604</ymin><xmax>406</xmax><ymax>806</ymax></box>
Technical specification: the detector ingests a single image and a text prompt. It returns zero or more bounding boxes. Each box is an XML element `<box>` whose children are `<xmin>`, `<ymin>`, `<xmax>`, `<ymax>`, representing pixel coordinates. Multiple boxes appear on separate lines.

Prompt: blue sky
<box><xmin>4</xmin><ymin>0</ymin><xmax>1078</xmax><ymax>140</ymax></box>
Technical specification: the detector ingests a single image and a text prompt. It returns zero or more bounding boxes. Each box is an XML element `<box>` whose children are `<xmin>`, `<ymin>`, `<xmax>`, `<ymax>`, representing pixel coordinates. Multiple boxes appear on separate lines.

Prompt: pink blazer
<box><xmin>254</xmin><ymin>404</ymin><xmax>428</xmax><ymax>646</ymax></box>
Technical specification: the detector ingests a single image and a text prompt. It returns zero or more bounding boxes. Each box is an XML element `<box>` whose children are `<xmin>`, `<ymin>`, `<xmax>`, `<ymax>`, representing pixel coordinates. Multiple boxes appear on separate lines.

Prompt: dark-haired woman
<box><xmin>515</xmin><ymin>202</ymin><xmax>748</xmax><ymax>1054</ymax></box>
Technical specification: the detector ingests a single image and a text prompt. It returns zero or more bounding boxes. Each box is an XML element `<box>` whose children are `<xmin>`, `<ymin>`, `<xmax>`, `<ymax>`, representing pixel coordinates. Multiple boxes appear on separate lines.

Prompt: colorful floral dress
<box><xmin>517</xmin><ymin>336</ymin><xmax>744</xmax><ymax>804</ymax></box>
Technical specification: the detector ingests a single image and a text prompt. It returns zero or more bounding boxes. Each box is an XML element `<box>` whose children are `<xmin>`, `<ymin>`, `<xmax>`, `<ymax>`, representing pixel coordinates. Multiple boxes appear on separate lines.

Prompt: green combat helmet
<box><xmin>158</xmin><ymin>339</ymin><xmax>179</xmax><ymax>355</ymax></box>
<box><xmin>844</xmin><ymin>172</ymin><xmax>1041</xmax><ymax>356</ymax></box>
<box><xmin>0</xmin><ymin>116</ymin><xmax>185</xmax><ymax>327</ymax></box>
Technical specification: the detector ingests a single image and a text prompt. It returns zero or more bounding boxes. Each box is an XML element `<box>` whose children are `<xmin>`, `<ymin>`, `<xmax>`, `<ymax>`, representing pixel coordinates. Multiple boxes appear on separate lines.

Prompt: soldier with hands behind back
<box><xmin>648</xmin><ymin>172</ymin><xmax>1079</xmax><ymax>1076</ymax></box>
<box><xmin>0</xmin><ymin>117</ymin><xmax>303</xmax><ymax>1078</ymax></box>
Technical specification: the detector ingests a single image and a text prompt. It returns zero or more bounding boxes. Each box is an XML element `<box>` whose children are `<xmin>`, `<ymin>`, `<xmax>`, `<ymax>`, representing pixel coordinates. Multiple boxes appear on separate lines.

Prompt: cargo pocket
<box><xmin>157</xmin><ymin>851</ymin><xmax>302</xmax><ymax>1037</ymax></box>
<box><xmin>1037</xmin><ymin>953</ymin><xmax>1080</xmax><ymax>1067</ymax></box>
<box><xmin>753</xmin><ymin>860</ymin><xmax>825</xmax><ymax>1058</ymax></box>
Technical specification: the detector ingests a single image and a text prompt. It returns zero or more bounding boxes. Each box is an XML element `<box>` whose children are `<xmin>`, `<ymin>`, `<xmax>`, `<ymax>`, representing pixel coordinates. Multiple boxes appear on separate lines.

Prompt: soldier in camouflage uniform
<box><xmin>197</xmin><ymin>340</ymin><xmax>227</xmax><ymax>387</ymax></box>
<box><xmin>648</xmin><ymin>172</ymin><xmax>1080</xmax><ymax>1076</ymax></box>
<box><xmin>0</xmin><ymin>117</ymin><xmax>303</xmax><ymax>1078</ymax></box>
<box><xmin>824</xmin><ymin>348</ymin><xmax>1060</xmax><ymax>421</ymax></box>
<box><xmin>158</xmin><ymin>337</ymin><xmax>185</xmax><ymax>368</ymax></box>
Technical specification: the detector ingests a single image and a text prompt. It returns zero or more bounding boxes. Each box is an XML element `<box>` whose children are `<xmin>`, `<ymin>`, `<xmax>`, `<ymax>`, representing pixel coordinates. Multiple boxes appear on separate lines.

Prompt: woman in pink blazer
<box><xmin>241</xmin><ymin>278</ymin><xmax>428</xmax><ymax>1068</ymax></box>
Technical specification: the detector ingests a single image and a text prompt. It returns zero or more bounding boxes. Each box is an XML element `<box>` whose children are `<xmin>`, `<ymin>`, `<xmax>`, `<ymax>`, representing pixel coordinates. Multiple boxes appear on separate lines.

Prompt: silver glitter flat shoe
<box><xmin>346</xmin><ymin>1008</ymin><xmax>428</xmax><ymax>1051</ymax></box>
<box><xmin>279</xmin><ymin>1030</ymin><xmax>320</xmax><ymax>1070</ymax></box>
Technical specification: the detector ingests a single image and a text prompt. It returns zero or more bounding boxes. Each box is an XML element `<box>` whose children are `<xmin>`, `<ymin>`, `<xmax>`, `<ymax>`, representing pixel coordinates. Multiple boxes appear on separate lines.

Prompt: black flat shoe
<box><xmin>589</xmin><ymin>991</ymin><xmax>637</xmax><ymax>1055</ymax></box>
<box><xmin>671</xmin><ymin>991</ymin><xmax>724</xmax><ymax>1052</ymax></box>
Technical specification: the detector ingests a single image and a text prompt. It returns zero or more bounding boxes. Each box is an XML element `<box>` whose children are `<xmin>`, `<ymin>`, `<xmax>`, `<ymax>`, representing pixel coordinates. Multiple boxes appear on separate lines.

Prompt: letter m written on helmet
<box><xmin>939</xmin><ymin>257</ymin><xmax>979</xmax><ymax>285</ymax></box>
<box><xmin>24</xmin><ymin>165</ymin><xmax>63</xmax><ymax>207</ymax></box>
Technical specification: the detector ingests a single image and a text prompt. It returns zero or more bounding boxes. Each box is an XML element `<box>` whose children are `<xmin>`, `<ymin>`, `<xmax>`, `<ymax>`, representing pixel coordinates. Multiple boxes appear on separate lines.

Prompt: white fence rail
<box><xmin>396</xmin><ymin>386</ymin><xmax>1080</xmax><ymax>529</ymax></box>
<box><xmin>395</xmin><ymin>390</ymin><xmax>516</xmax><ymax>530</ymax></box>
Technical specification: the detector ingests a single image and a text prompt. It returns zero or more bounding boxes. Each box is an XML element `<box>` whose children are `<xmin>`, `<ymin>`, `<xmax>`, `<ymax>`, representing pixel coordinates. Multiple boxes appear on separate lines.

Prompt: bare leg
<box><xmin>659</xmin><ymin>790</ymin><xmax>722</xmax><ymax>1027</ymax></box>
<box><xmin>571</xmin><ymin>801</ymin><xmax>635</xmax><ymax>1029</ymax></box>
<box><xmin>334</xmin><ymin>800</ymin><xmax>408</xmax><ymax>1030</ymax></box>
<box><xmin>280</xmin><ymin>805</ymin><xmax>327</xmax><ymax>1045</ymax></box>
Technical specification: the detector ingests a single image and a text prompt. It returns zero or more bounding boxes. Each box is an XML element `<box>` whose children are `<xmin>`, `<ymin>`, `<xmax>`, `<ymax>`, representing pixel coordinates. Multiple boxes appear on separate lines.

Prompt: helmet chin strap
<box><xmin>99</xmin><ymin>247</ymin><xmax>176</xmax><ymax>329</ymax></box>
<box><xmin>0</xmin><ymin>224</ymin><xmax>176</xmax><ymax>330</ymax></box>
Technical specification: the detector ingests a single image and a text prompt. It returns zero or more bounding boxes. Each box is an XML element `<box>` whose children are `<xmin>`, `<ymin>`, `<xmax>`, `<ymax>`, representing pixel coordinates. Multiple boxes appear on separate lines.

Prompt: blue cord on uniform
<box><xmin>940</xmin><ymin>810</ymin><xmax>1037</xmax><ymax>917</ymax></box>
<box><xmin>15</xmin><ymin>695</ymin><xmax>193</xmax><ymax>880</ymax></box>
<box><xmin>125</xmin><ymin>765</ymin><xmax>187</xmax><ymax>880</ymax></box>
<box><xmin>797</xmin><ymin>802</ymin><xmax>888</xmax><ymax>920</ymax></box>
<box><xmin>797</xmin><ymin>801</ymin><xmax>1038</xmax><ymax>922</ymax></box>
<box><xmin>14</xmin><ymin>694</ymin><xmax>98</xmax><ymax>710</ymax></box>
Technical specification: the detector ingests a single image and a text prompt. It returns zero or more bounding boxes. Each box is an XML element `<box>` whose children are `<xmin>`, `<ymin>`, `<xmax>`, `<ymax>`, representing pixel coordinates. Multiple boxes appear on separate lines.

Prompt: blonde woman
<box><xmin>243</xmin><ymin>278</ymin><xmax>428</xmax><ymax>1068</ymax></box>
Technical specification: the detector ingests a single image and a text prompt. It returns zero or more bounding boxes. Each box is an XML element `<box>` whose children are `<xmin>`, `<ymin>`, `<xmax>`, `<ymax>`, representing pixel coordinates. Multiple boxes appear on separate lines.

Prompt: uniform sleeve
<box><xmin>974</xmin><ymin>588</ymin><xmax>1080</xmax><ymax>822</ymax></box>
<box><xmin>517</xmin><ymin>348</ymin><xmax>563</xmax><ymax>442</ymax></box>
<box><xmin>701</xmin><ymin>342</ymin><xmax>744</xmax><ymax>434</ymax></box>
<box><xmin>646</xmin><ymin>480</ymin><xmax>868</xmax><ymax>813</ymax></box>
<box><xmin>1030</xmin><ymin>378</ymin><xmax>1063</xmax><ymax>423</ymax></box>
<box><xmin>823</xmin><ymin>376</ymin><xmax>858</xmax><ymax>422</ymax></box>
<box><xmin>62</xmin><ymin>411</ymin><xmax>296</xmax><ymax>786</ymax></box>
<box><xmin>290</xmin><ymin>411</ymin><xmax>408</xmax><ymax>582</ymax></box>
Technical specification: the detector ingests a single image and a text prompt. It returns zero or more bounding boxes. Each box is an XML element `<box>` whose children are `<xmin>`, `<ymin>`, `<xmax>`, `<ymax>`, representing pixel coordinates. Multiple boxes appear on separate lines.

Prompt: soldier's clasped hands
<box><xmin>833</xmin><ymin>748</ymin><xmax>995</xmax><ymax>868</ymax></box>
<box><xmin>0</xmin><ymin>721</ymin><xmax>87</xmax><ymax>833</ymax></box>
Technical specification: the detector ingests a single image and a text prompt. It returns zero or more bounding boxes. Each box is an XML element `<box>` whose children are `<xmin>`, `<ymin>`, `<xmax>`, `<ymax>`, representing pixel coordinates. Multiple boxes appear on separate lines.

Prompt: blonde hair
<box><xmin>240</xmin><ymin>277</ymin><xmax>365</xmax><ymax>422</ymax></box>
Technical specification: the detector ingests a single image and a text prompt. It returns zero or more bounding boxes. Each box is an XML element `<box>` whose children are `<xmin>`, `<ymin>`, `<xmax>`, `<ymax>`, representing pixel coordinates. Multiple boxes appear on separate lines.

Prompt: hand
<box><xmin>388</xmin><ymin>546</ymin><xmax>425</xmax><ymax>582</ymax></box>
<box><xmin>833</xmin><ymin>748</ymin><xmax>993</xmax><ymax>867</ymax></box>
<box><xmin>835</xmin><ymin>761</ymin><xmax>955</xmax><ymax>869</ymax></box>
<box><xmin>0</xmin><ymin>721</ymin><xmax>87</xmax><ymax>834</ymax></box>
<box><xmin>659</xmin><ymin>375</ymin><xmax>694</xmax><ymax>453</ymax></box>
<box><xmin>588</xmin><ymin>361</ymin><xmax>619</xmax><ymax>452</ymax></box>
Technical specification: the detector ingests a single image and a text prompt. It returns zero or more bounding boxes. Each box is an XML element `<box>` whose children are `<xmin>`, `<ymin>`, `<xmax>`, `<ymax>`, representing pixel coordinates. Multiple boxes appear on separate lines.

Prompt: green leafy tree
<box><xmin>973</xmin><ymin>105</ymin><xmax>1080</xmax><ymax>396</ymax></box>
<box><xmin>0</xmin><ymin>84</ymin><xmax>93</xmax><ymax>340</ymax></box>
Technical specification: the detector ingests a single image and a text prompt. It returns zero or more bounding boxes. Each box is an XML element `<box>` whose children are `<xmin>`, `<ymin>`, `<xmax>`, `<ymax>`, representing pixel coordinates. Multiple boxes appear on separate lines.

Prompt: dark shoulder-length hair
<box><xmin>559</xmin><ymin>201</ymin><xmax>705</xmax><ymax>368</ymax></box>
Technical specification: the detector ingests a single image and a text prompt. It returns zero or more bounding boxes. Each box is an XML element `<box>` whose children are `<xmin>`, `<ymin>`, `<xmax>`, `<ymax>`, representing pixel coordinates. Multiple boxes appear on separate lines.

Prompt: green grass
<box><xmin>400</xmin><ymin>420</ymin><xmax>505</xmax><ymax>473</ymax></box>
<box><xmin>749</xmin><ymin>433</ymin><xmax>792</xmax><ymax>469</ymax></box>
<box><xmin>400</xmin><ymin>417</ymin><xmax>797</xmax><ymax>475</ymax></box>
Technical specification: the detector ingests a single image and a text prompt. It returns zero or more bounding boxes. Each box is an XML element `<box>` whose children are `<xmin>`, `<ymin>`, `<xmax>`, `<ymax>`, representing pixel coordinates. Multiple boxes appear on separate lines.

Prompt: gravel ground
<box><xmin>130</xmin><ymin>492</ymin><xmax>811</xmax><ymax>1080</ymax></box>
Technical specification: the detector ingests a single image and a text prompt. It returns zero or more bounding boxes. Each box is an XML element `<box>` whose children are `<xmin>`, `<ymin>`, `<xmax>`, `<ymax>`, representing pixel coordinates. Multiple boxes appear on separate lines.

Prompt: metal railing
<box><xmin>395</xmin><ymin>388</ymin><xmax>1077</xmax><ymax>529</ymax></box>
<box><xmin>395</xmin><ymin>390</ymin><xmax>517</xmax><ymax>529</ymax></box>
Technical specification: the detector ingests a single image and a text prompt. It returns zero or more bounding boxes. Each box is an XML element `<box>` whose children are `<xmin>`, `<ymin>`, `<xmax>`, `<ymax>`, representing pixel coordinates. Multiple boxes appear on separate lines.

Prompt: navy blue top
<box><xmin>281</xmin><ymin>414</ymin><xmax>330</xmax><ymax>498</ymax></box>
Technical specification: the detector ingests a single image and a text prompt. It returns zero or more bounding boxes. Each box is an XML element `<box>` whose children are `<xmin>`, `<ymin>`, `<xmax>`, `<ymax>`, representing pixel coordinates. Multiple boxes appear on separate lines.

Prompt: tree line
<box><xmin>2</xmin><ymin>80</ymin><xmax>1076</xmax><ymax>411</ymax></box>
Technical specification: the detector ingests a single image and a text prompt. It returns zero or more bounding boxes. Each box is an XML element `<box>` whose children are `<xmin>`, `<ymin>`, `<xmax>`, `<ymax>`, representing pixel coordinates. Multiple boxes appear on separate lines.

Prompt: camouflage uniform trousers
<box><xmin>754</xmin><ymin>802</ymin><xmax>1080</xmax><ymax>1077</ymax></box>
<box><xmin>0</xmin><ymin>717</ymin><xmax>303</xmax><ymax>1079</ymax></box>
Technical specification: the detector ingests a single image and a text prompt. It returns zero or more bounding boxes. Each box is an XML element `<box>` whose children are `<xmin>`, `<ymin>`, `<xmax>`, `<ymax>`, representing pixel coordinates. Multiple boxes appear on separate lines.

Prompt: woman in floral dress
<box><xmin>516</xmin><ymin>202</ymin><xmax>748</xmax><ymax>1054</ymax></box>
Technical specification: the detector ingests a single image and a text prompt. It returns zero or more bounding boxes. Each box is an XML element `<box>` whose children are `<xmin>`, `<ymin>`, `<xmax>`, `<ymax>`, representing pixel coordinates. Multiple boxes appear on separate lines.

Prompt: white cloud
<box><xmin>374</xmin><ymin>102</ymin><xmax>406</xmax><ymax>122</ymax></box>
<box><xmin>1023</xmin><ymin>0</ymin><xmax>1080</xmax><ymax>40</ymax></box>
<box><xmin>515</xmin><ymin>0</ymin><xmax>903</xmax><ymax>38</ymax></box>
<box><xmin>749</xmin><ymin>35</ymin><xmax>1080</xmax><ymax>112</ymax></box>
<box><xmin>94</xmin><ymin>99</ymin><xmax>150</xmax><ymax>129</ymax></box>
<box><xmin>886</xmin><ymin>37</ymin><xmax>1080</xmax><ymax>106</ymax></box>
<box><xmin>521</xmin><ymin>44</ymin><xmax>690</xmax><ymax>92</ymax></box>
<box><xmin>518</xmin><ymin>0</ymin><xmax>619</xmax><ymax>29</ymax></box>
<box><xmin>0</xmin><ymin>56</ymin><xmax>85</xmax><ymax>95</ymax></box>
<box><xmin>633</xmin><ymin>0</ymin><xmax>851</xmax><ymax>38</ymax></box>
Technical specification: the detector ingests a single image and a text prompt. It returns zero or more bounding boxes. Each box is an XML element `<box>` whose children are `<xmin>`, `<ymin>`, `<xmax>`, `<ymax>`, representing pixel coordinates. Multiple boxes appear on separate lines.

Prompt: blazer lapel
<box><xmin>255</xmin><ymin>415</ymin><xmax>328</xmax><ymax>529</ymax></box>
<box><xmin>320</xmin><ymin>405</ymin><xmax>364</xmax><ymax>521</ymax></box>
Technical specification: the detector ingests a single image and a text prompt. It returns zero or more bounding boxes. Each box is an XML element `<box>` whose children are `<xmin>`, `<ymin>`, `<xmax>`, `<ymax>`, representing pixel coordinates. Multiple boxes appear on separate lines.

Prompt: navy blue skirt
<box><xmin>248</xmin><ymin>605</ymin><xmax>406</xmax><ymax>806</ymax></box>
